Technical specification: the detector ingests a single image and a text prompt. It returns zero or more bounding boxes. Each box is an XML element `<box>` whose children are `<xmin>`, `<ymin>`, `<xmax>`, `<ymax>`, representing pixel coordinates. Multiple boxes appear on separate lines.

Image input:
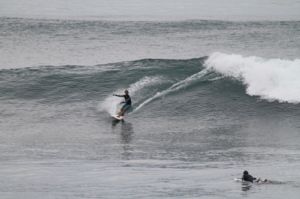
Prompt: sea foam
<box><xmin>205</xmin><ymin>52</ymin><xmax>300</xmax><ymax>103</ymax></box>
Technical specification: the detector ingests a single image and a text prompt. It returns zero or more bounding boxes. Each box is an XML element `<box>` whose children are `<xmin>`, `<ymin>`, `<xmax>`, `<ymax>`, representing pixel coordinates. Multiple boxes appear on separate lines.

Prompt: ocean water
<box><xmin>1</xmin><ymin>2</ymin><xmax>300</xmax><ymax>198</ymax></box>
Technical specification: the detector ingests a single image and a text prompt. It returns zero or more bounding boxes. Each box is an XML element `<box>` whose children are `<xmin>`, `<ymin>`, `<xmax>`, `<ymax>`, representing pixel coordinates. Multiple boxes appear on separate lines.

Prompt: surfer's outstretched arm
<box><xmin>113</xmin><ymin>94</ymin><xmax>124</xmax><ymax>97</ymax></box>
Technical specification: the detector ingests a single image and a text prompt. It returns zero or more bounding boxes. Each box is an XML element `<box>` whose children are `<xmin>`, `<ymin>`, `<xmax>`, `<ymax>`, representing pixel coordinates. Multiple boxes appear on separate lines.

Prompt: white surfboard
<box><xmin>112</xmin><ymin>115</ymin><xmax>124</xmax><ymax>121</ymax></box>
<box><xmin>234</xmin><ymin>178</ymin><xmax>243</xmax><ymax>182</ymax></box>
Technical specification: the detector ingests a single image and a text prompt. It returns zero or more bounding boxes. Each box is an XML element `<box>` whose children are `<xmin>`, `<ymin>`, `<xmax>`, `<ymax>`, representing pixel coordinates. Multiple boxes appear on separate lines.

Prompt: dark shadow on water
<box><xmin>120</xmin><ymin>121</ymin><xmax>134</xmax><ymax>144</ymax></box>
<box><xmin>111</xmin><ymin>118</ymin><xmax>135</xmax><ymax>160</ymax></box>
<box><xmin>241</xmin><ymin>182</ymin><xmax>252</xmax><ymax>191</ymax></box>
<box><xmin>120</xmin><ymin>121</ymin><xmax>134</xmax><ymax>160</ymax></box>
<box><xmin>111</xmin><ymin>118</ymin><xmax>121</xmax><ymax>127</ymax></box>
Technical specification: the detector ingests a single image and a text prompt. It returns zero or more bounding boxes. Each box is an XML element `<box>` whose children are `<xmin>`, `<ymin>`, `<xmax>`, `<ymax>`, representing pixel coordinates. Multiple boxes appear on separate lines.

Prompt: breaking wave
<box><xmin>205</xmin><ymin>52</ymin><xmax>300</xmax><ymax>103</ymax></box>
<box><xmin>1</xmin><ymin>53</ymin><xmax>300</xmax><ymax>118</ymax></box>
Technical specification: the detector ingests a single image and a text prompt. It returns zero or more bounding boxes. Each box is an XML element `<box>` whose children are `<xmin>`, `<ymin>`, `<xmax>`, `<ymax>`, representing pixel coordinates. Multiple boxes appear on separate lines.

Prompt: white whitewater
<box><xmin>205</xmin><ymin>52</ymin><xmax>300</xmax><ymax>103</ymax></box>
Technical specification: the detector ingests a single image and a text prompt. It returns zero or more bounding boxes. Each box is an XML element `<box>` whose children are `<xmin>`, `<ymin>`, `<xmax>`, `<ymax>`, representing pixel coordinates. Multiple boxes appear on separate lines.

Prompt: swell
<box><xmin>1</xmin><ymin>53</ymin><xmax>300</xmax><ymax>109</ymax></box>
<box><xmin>0</xmin><ymin>58</ymin><xmax>206</xmax><ymax>103</ymax></box>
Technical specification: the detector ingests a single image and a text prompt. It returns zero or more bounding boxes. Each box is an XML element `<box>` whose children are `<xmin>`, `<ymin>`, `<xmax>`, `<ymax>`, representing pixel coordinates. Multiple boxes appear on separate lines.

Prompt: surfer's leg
<box><xmin>120</xmin><ymin>104</ymin><xmax>130</xmax><ymax>116</ymax></box>
<box><xmin>117</xmin><ymin>108</ymin><xmax>123</xmax><ymax>116</ymax></box>
<box><xmin>118</xmin><ymin>104</ymin><xmax>127</xmax><ymax>116</ymax></box>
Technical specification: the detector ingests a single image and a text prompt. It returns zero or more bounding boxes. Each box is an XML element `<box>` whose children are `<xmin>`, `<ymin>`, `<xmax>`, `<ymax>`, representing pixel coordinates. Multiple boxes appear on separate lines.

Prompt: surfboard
<box><xmin>234</xmin><ymin>178</ymin><xmax>243</xmax><ymax>182</ymax></box>
<box><xmin>112</xmin><ymin>115</ymin><xmax>124</xmax><ymax>121</ymax></box>
<box><xmin>234</xmin><ymin>178</ymin><xmax>273</xmax><ymax>184</ymax></box>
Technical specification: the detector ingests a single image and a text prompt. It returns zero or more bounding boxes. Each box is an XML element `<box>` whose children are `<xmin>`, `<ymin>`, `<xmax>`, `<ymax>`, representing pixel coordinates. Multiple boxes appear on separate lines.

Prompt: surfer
<box><xmin>242</xmin><ymin>170</ymin><xmax>268</xmax><ymax>183</ymax></box>
<box><xmin>113</xmin><ymin>90</ymin><xmax>132</xmax><ymax>116</ymax></box>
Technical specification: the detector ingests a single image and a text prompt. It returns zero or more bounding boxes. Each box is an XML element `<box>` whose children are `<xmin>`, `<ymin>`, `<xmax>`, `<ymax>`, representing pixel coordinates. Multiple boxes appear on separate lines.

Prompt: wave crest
<box><xmin>205</xmin><ymin>52</ymin><xmax>300</xmax><ymax>103</ymax></box>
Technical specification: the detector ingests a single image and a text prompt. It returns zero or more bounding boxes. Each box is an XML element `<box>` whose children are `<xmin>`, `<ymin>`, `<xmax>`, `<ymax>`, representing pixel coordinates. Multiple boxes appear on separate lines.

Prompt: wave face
<box><xmin>1</xmin><ymin>53</ymin><xmax>300</xmax><ymax>120</ymax></box>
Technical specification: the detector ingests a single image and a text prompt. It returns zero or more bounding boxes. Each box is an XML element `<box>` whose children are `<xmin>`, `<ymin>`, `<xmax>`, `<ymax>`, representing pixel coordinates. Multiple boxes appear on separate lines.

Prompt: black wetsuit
<box><xmin>123</xmin><ymin>94</ymin><xmax>131</xmax><ymax>106</ymax></box>
<box><xmin>115</xmin><ymin>94</ymin><xmax>131</xmax><ymax>112</ymax></box>
<box><xmin>242</xmin><ymin>173</ymin><xmax>256</xmax><ymax>183</ymax></box>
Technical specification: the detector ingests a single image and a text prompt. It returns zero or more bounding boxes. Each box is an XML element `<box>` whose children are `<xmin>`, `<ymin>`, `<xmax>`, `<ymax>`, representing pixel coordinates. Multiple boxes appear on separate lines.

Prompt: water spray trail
<box><xmin>134</xmin><ymin>69</ymin><xmax>209</xmax><ymax>112</ymax></box>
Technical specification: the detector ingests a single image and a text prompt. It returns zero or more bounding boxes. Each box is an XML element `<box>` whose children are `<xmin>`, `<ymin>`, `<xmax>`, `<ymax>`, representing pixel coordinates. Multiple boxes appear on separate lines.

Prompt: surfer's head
<box><xmin>243</xmin><ymin>170</ymin><xmax>249</xmax><ymax>175</ymax></box>
<box><xmin>124</xmin><ymin>89</ymin><xmax>129</xmax><ymax>94</ymax></box>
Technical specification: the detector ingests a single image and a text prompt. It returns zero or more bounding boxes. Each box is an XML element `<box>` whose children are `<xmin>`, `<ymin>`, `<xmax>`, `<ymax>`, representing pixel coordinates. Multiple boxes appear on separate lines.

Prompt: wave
<box><xmin>1</xmin><ymin>53</ymin><xmax>300</xmax><ymax>113</ymax></box>
<box><xmin>205</xmin><ymin>52</ymin><xmax>300</xmax><ymax>103</ymax></box>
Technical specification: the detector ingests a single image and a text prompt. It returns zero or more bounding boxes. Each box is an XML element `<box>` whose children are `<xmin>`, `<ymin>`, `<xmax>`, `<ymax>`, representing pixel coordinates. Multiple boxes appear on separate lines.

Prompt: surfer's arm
<box><xmin>251</xmin><ymin>176</ymin><xmax>257</xmax><ymax>182</ymax></box>
<box><xmin>113</xmin><ymin>94</ymin><xmax>124</xmax><ymax>97</ymax></box>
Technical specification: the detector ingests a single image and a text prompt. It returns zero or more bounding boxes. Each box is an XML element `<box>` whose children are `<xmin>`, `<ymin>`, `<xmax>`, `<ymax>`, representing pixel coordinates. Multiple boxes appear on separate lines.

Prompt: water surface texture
<box><xmin>1</xmin><ymin>2</ymin><xmax>300</xmax><ymax>198</ymax></box>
